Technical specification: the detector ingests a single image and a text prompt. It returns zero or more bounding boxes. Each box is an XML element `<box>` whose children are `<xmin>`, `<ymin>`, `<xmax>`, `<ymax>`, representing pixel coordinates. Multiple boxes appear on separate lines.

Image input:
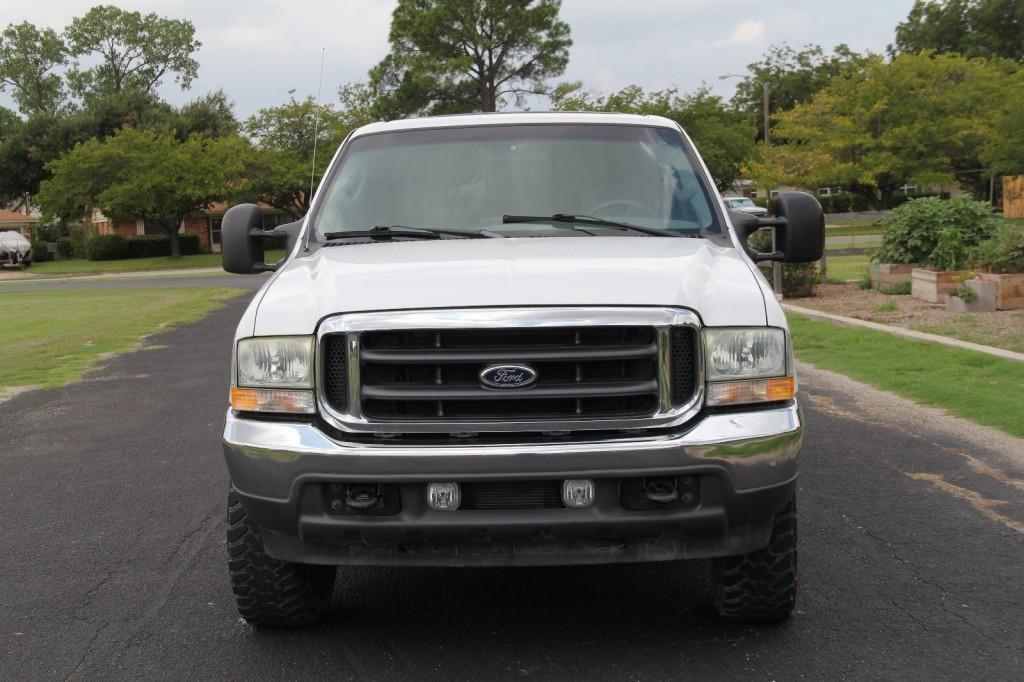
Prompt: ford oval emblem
<box><xmin>479</xmin><ymin>364</ymin><xmax>538</xmax><ymax>389</ymax></box>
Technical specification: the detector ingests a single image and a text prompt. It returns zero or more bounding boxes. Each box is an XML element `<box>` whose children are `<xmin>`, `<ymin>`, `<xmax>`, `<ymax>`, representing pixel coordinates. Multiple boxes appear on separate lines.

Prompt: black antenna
<box><xmin>309</xmin><ymin>48</ymin><xmax>326</xmax><ymax>207</ymax></box>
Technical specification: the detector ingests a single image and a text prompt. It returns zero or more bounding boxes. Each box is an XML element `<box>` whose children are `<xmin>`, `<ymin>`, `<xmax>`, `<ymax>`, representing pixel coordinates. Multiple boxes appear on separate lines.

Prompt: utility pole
<box><xmin>763</xmin><ymin>81</ymin><xmax>782</xmax><ymax>300</ymax></box>
<box><xmin>719</xmin><ymin>74</ymin><xmax>783</xmax><ymax>299</ymax></box>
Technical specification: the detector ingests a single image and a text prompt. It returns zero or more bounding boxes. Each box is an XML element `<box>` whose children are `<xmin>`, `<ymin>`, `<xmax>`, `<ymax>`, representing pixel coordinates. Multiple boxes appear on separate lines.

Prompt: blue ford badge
<box><xmin>479</xmin><ymin>364</ymin><xmax>537</xmax><ymax>389</ymax></box>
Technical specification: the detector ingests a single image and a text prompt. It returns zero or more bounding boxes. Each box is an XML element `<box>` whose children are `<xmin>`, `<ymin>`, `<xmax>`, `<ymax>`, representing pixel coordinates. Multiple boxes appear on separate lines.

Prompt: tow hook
<box><xmin>643</xmin><ymin>477</ymin><xmax>679</xmax><ymax>504</ymax></box>
<box><xmin>345</xmin><ymin>484</ymin><xmax>382</xmax><ymax>510</ymax></box>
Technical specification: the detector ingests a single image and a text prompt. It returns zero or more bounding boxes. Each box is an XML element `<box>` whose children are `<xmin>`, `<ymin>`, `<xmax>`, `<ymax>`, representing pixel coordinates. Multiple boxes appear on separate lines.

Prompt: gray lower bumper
<box><xmin>223</xmin><ymin>402</ymin><xmax>802</xmax><ymax>566</ymax></box>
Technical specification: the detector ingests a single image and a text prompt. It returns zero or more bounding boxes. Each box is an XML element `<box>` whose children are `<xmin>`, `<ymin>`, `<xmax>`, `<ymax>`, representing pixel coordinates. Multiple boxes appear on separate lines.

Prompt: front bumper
<box><xmin>223</xmin><ymin>402</ymin><xmax>802</xmax><ymax>566</ymax></box>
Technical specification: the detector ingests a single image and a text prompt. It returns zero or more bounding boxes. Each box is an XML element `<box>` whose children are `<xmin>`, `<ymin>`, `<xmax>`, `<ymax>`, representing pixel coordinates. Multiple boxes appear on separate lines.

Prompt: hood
<box><xmin>251</xmin><ymin>236</ymin><xmax>767</xmax><ymax>336</ymax></box>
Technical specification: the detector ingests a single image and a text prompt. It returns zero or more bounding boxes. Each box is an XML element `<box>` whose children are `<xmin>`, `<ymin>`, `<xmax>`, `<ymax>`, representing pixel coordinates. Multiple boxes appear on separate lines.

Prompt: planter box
<box><xmin>912</xmin><ymin>269</ymin><xmax>970</xmax><ymax>304</ymax></box>
<box><xmin>945</xmin><ymin>280</ymin><xmax>997</xmax><ymax>313</ymax></box>
<box><xmin>976</xmin><ymin>273</ymin><xmax>1024</xmax><ymax>310</ymax></box>
<box><xmin>870</xmin><ymin>263</ymin><xmax>917</xmax><ymax>289</ymax></box>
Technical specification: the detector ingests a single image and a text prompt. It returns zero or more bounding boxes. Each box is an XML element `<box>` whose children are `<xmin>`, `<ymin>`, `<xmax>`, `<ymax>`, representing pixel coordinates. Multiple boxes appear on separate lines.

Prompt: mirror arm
<box><xmin>749</xmin><ymin>250</ymin><xmax>785</xmax><ymax>262</ymax></box>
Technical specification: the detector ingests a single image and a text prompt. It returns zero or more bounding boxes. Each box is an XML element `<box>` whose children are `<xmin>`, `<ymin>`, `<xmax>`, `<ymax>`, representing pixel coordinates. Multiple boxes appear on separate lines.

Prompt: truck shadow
<box><xmin>247</xmin><ymin>561</ymin><xmax>792</xmax><ymax>678</ymax></box>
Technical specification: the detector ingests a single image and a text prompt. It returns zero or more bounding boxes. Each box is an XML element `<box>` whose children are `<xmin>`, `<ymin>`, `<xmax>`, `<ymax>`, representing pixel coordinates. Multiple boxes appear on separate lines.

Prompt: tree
<box><xmin>64</xmin><ymin>5</ymin><xmax>201</xmax><ymax>101</ymax></box>
<box><xmin>37</xmin><ymin>128</ymin><xmax>245</xmax><ymax>257</ymax></box>
<box><xmin>733</xmin><ymin>44</ymin><xmax>869</xmax><ymax>141</ymax></box>
<box><xmin>746</xmin><ymin>53</ymin><xmax>1009</xmax><ymax>209</ymax></box>
<box><xmin>242</xmin><ymin>95</ymin><xmax>353</xmax><ymax>215</ymax></box>
<box><xmin>174</xmin><ymin>90</ymin><xmax>239</xmax><ymax>140</ymax></box>
<box><xmin>0</xmin><ymin>21</ymin><xmax>68</xmax><ymax>116</ymax></box>
<box><xmin>892</xmin><ymin>0</ymin><xmax>1024</xmax><ymax>61</ymax></box>
<box><xmin>552</xmin><ymin>84</ymin><xmax>757</xmax><ymax>191</ymax></box>
<box><xmin>369</xmin><ymin>0</ymin><xmax>572</xmax><ymax>116</ymax></box>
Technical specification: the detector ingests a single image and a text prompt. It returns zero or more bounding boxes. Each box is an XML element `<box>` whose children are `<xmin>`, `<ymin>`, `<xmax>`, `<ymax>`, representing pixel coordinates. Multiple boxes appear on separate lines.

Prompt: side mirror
<box><xmin>222</xmin><ymin>204</ymin><xmax>304</xmax><ymax>274</ymax></box>
<box><xmin>775</xmin><ymin>191</ymin><xmax>824</xmax><ymax>263</ymax></box>
<box><xmin>730</xmin><ymin>192</ymin><xmax>824</xmax><ymax>264</ymax></box>
<box><xmin>222</xmin><ymin>204</ymin><xmax>266</xmax><ymax>274</ymax></box>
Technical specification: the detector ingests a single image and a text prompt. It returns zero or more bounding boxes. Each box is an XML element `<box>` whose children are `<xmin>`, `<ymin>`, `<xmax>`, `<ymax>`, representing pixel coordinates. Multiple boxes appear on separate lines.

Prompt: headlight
<box><xmin>233</xmin><ymin>336</ymin><xmax>315</xmax><ymax>414</ymax></box>
<box><xmin>237</xmin><ymin>336</ymin><xmax>314</xmax><ymax>388</ymax></box>
<box><xmin>703</xmin><ymin>327</ymin><xmax>794</xmax><ymax>407</ymax></box>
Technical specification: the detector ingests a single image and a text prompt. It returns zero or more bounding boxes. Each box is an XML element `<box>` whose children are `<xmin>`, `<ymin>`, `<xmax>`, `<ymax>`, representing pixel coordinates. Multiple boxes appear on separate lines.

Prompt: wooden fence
<box><xmin>1005</xmin><ymin>175</ymin><xmax>1024</xmax><ymax>218</ymax></box>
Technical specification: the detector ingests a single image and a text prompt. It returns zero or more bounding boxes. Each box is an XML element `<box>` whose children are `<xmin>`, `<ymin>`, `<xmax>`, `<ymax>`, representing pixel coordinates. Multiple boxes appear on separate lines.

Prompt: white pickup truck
<box><xmin>220</xmin><ymin>112</ymin><xmax>824</xmax><ymax>627</ymax></box>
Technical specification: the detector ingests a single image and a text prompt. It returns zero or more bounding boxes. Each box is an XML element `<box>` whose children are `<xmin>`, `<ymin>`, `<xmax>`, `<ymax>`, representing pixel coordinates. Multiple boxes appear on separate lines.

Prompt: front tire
<box><xmin>227</xmin><ymin>490</ymin><xmax>336</xmax><ymax>627</ymax></box>
<box><xmin>713</xmin><ymin>495</ymin><xmax>797</xmax><ymax>622</ymax></box>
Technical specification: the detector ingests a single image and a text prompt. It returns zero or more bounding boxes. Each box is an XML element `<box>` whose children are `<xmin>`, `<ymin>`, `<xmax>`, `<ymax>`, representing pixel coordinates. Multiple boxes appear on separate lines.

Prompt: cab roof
<box><xmin>350</xmin><ymin>111</ymin><xmax>681</xmax><ymax>138</ymax></box>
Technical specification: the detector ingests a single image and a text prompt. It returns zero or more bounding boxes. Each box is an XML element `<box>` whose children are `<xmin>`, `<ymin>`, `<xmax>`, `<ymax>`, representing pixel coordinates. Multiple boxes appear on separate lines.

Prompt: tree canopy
<box><xmin>64</xmin><ymin>5</ymin><xmax>201</xmax><ymax>101</ymax></box>
<box><xmin>37</xmin><ymin>128</ymin><xmax>245</xmax><ymax>256</ymax></box>
<box><xmin>552</xmin><ymin>84</ymin><xmax>757</xmax><ymax>191</ymax></box>
<box><xmin>892</xmin><ymin>0</ymin><xmax>1024</xmax><ymax>61</ymax></box>
<box><xmin>0</xmin><ymin>22</ymin><xmax>68</xmax><ymax>116</ymax></box>
<box><xmin>732</xmin><ymin>44</ymin><xmax>869</xmax><ymax>140</ymax></box>
<box><xmin>746</xmin><ymin>52</ymin><xmax>1012</xmax><ymax>208</ymax></box>
<box><xmin>369</xmin><ymin>0</ymin><xmax>572</xmax><ymax>116</ymax></box>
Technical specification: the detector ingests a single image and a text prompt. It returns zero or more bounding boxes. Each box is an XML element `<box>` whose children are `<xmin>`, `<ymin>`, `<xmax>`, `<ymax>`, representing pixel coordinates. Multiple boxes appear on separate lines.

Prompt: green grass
<box><xmin>0</xmin><ymin>288</ymin><xmax>245</xmax><ymax>391</ymax></box>
<box><xmin>789</xmin><ymin>313</ymin><xmax>1024</xmax><ymax>437</ymax></box>
<box><xmin>27</xmin><ymin>250</ymin><xmax>285</xmax><ymax>276</ymax></box>
<box><xmin>912</xmin><ymin>314</ymin><xmax>1024</xmax><ymax>354</ymax></box>
<box><xmin>824</xmin><ymin>221</ymin><xmax>884</xmax><ymax>237</ymax></box>
<box><xmin>823</xmin><ymin>254</ymin><xmax>871</xmax><ymax>282</ymax></box>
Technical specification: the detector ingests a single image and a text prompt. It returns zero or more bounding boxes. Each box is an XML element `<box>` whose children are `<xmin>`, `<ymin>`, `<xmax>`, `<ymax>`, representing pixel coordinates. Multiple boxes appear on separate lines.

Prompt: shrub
<box><xmin>67</xmin><ymin>223</ymin><xmax>96</xmax><ymax>259</ymax></box>
<box><xmin>859</xmin><ymin>270</ymin><xmax>873</xmax><ymax>290</ymax></box>
<box><xmin>749</xmin><ymin>228</ymin><xmax>819</xmax><ymax>298</ymax></box>
<box><xmin>56</xmin><ymin>237</ymin><xmax>74</xmax><ymax>260</ymax></box>
<box><xmin>969</xmin><ymin>221</ymin><xmax>1024</xmax><ymax>274</ymax></box>
<box><xmin>125</xmin><ymin>234</ymin><xmax>201</xmax><ymax>258</ymax></box>
<box><xmin>31</xmin><ymin>240</ymin><xmax>50</xmax><ymax>262</ymax></box>
<box><xmin>876</xmin><ymin>197</ymin><xmax>995</xmax><ymax>270</ymax></box>
<box><xmin>880</xmin><ymin>281</ymin><xmax>912</xmax><ymax>295</ymax></box>
<box><xmin>87</xmin><ymin>234</ymin><xmax>131</xmax><ymax>260</ymax></box>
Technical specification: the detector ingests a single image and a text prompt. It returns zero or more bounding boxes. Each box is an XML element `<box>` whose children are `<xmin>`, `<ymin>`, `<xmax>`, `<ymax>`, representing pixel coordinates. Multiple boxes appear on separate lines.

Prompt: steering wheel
<box><xmin>588</xmin><ymin>200</ymin><xmax>658</xmax><ymax>221</ymax></box>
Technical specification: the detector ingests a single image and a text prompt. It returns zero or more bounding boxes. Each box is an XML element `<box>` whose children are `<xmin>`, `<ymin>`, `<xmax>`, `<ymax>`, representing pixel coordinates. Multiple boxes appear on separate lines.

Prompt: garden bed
<box><xmin>789</xmin><ymin>282</ymin><xmax>1024</xmax><ymax>353</ymax></box>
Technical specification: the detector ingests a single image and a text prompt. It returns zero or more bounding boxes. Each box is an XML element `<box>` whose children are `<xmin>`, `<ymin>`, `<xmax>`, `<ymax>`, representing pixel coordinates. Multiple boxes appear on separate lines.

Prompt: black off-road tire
<box><xmin>227</xmin><ymin>490</ymin><xmax>336</xmax><ymax>627</ymax></box>
<box><xmin>713</xmin><ymin>496</ymin><xmax>797</xmax><ymax>622</ymax></box>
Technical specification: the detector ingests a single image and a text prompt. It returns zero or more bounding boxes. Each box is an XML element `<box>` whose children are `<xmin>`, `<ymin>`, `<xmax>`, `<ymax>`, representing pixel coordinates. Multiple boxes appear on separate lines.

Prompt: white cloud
<box><xmin>715</xmin><ymin>19</ymin><xmax>766</xmax><ymax>46</ymax></box>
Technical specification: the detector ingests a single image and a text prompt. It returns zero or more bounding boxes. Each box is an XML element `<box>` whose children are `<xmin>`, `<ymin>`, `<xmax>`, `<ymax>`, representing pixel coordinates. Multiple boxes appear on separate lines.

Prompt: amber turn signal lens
<box><xmin>706</xmin><ymin>376</ymin><xmax>795</xmax><ymax>407</ymax></box>
<box><xmin>230</xmin><ymin>387</ymin><xmax>316</xmax><ymax>414</ymax></box>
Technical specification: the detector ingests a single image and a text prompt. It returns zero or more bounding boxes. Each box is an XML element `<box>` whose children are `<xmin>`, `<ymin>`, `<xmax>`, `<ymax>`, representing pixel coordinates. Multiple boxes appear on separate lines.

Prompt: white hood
<box><xmin>250</xmin><ymin>237</ymin><xmax>767</xmax><ymax>336</ymax></box>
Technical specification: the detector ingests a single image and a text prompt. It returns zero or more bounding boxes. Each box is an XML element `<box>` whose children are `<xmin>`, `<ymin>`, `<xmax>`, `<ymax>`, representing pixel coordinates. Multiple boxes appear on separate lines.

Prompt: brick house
<box><xmin>0</xmin><ymin>209</ymin><xmax>38</xmax><ymax>239</ymax></box>
<box><xmin>92</xmin><ymin>203</ymin><xmax>294</xmax><ymax>253</ymax></box>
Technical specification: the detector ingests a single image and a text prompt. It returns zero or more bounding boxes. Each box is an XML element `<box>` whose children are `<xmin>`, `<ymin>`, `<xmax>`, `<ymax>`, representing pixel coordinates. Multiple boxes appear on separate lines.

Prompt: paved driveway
<box><xmin>1</xmin><ymin>296</ymin><xmax>1022</xmax><ymax>679</ymax></box>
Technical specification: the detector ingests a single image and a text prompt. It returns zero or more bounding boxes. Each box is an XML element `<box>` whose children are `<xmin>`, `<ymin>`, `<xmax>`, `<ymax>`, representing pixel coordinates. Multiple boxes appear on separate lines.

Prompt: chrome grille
<box><xmin>355</xmin><ymin>326</ymin><xmax>659</xmax><ymax>421</ymax></box>
<box><xmin>316</xmin><ymin>308</ymin><xmax>703</xmax><ymax>435</ymax></box>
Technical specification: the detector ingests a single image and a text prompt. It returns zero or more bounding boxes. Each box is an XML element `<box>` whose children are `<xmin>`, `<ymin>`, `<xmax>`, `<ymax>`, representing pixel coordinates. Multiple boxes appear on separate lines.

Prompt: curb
<box><xmin>783</xmin><ymin>304</ymin><xmax>1024</xmax><ymax>363</ymax></box>
<box><xmin>0</xmin><ymin>266</ymin><xmax>227</xmax><ymax>284</ymax></box>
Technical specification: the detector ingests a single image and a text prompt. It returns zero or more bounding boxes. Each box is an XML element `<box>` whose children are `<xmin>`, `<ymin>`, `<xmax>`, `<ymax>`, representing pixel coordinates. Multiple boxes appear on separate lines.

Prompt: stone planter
<box><xmin>911</xmin><ymin>268</ymin><xmax>970</xmax><ymax>304</ymax></box>
<box><xmin>945</xmin><ymin>280</ymin><xmax>997</xmax><ymax>313</ymax></box>
<box><xmin>976</xmin><ymin>272</ymin><xmax>1024</xmax><ymax>310</ymax></box>
<box><xmin>870</xmin><ymin>263</ymin><xmax>917</xmax><ymax>289</ymax></box>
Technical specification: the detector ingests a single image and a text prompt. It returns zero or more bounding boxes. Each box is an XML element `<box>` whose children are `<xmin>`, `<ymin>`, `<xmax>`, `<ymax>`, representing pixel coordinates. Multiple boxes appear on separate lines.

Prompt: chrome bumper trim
<box><xmin>222</xmin><ymin>402</ymin><xmax>802</xmax><ymax>500</ymax></box>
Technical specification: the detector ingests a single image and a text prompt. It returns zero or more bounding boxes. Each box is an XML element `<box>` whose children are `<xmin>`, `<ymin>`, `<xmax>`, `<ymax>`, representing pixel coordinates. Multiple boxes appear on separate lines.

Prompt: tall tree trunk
<box><xmin>167</xmin><ymin>224</ymin><xmax>181</xmax><ymax>258</ymax></box>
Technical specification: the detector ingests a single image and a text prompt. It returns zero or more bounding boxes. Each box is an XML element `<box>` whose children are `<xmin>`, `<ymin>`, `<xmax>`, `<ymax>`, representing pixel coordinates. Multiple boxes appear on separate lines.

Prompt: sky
<box><xmin>0</xmin><ymin>0</ymin><xmax>918</xmax><ymax>118</ymax></box>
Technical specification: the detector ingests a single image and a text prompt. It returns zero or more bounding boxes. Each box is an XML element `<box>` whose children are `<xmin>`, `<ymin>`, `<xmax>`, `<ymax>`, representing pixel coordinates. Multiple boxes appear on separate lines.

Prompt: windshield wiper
<box><xmin>323</xmin><ymin>225</ymin><xmax>491</xmax><ymax>241</ymax></box>
<box><xmin>501</xmin><ymin>213</ymin><xmax>689</xmax><ymax>238</ymax></box>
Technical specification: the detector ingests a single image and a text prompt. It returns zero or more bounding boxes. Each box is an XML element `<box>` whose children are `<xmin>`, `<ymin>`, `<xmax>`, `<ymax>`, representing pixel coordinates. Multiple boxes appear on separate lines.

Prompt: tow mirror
<box><xmin>731</xmin><ymin>191</ymin><xmax>824</xmax><ymax>264</ymax></box>
<box><xmin>222</xmin><ymin>204</ymin><xmax>303</xmax><ymax>274</ymax></box>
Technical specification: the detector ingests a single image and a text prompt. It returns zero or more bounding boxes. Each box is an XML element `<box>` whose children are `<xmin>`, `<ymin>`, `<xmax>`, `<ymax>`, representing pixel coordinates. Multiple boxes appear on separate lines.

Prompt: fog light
<box><xmin>562</xmin><ymin>479</ymin><xmax>595</xmax><ymax>508</ymax></box>
<box><xmin>427</xmin><ymin>482</ymin><xmax>461</xmax><ymax>511</ymax></box>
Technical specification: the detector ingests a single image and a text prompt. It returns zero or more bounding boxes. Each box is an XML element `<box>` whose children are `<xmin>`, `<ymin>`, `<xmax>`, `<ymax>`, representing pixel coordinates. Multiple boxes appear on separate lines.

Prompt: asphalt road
<box><xmin>2</xmin><ymin>295</ymin><xmax>1023</xmax><ymax>680</ymax></box>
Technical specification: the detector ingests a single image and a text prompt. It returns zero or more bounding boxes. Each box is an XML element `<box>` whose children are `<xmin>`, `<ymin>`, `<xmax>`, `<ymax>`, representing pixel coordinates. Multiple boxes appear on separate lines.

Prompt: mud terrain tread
<box><xmin>714</xmin><ymin>497</ymin><xmax>797</xmax><ymax>622</ymax></box>
<box><xmin>227</xmin><ymin>491</ymin><xmax>335</xmax><ymax>627</ymax></box>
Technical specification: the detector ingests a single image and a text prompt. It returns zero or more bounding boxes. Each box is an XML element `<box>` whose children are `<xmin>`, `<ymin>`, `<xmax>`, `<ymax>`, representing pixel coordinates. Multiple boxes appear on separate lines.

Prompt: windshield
<box><xmin>311</xmin><ymin>124</ymin><xmax>724</xmax><ymax>240</ymax></box>
<box><xmin>729</xmin><ymin>198</ymin><xmax>755</xmax><ymax>208</ymax></box>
